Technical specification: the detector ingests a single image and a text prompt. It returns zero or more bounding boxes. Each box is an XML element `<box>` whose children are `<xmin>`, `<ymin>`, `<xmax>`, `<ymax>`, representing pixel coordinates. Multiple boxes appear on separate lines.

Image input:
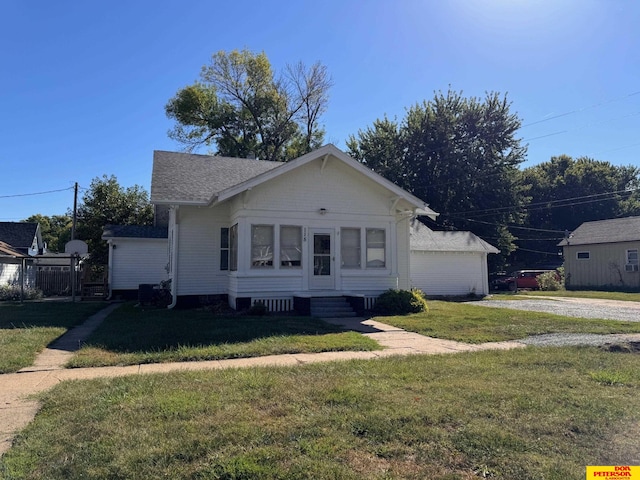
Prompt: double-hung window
<box><xmin>280</xmin><ymin>226</ymin><xmax>302</xmax><ymax>267</ymax></box>
<box><xmin>220</xmin><ymin>228</ymin><xmax>229</xmax><ymax>271</ymax></box>
<box><xmin>366</xmin><ymin>229</ymin><xmax>386</xmax><ymax>268</ymax></box>
<box><xmin>251</xmin><ymin>225</ymin><xmax>274</xmax><ymax>267</ymax></box>
<box><xmin>229</xmin><ymin>224</ymin><xmax>238</xmax><ymax>271</ymax></box>
<box><xmin>341</xmin><ymin>228</ymin><xmax>361</xmax><ymax>268</ymax></box>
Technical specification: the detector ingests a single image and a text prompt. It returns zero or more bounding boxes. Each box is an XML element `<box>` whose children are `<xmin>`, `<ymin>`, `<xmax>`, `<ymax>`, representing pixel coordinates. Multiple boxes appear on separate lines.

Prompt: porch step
<box><xmin>310</xmin><ymin>297</ymin><xmax>357</xmax><ymax>318</ymax></box>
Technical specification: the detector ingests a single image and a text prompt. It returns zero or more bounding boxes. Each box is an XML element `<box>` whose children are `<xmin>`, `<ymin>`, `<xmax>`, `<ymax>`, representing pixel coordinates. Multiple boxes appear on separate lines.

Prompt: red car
<box><xmin>491</xmin><ymin>270</ymin><xmax>555</xmax><ymax>291</ymax></box>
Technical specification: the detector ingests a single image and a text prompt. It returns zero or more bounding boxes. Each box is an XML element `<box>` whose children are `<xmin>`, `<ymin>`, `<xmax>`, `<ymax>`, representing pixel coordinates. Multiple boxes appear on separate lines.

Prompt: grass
<box><xmin>0</xmin><ymin>301</ymin><xmax>108</xmax><ymax>373</ymax></box>
<box><xmin>2</xmin><ymin>346</ymin><xmax>639</xmax><ymax>479</ymax></box>
<box><xmin>377</xmin><ymin>300</ymin><xmax>640</xmax><ymax>344</ymax></box>
<box><xmin>67</xmin><ymin>303</ymin><xmax>379</xmax><ymax>368</ymax></box>
<box><xmin>492</xmin><ymin>290</ymin><xmax>640</xmax><ymax>302</ymax></box>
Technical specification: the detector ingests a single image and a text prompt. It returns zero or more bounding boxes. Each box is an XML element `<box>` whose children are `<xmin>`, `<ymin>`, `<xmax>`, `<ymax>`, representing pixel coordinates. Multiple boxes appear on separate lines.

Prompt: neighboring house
<box><xmin>558</xmin><ymin>216</ymin><xmax>640</xmax><ymax>290</ymax></box>
<box><xmin>409</xmin><ymin>222</ymin><xmax>499</xmax><ymax>296</ymax></box>
<box><xmin>0</xmin><ymin>240</ymin><xmax>26</xmax><ymax>286</ymax></box>
<box><xmin>102</xmin><ymin>225</ymin><xmax>169</xmax><ymax>299</ymax></box>
<box><xmin>0</xmin><ymin>222</ymin><xmax>45</xmax><ymax>256</ymax></box>
<box><xmin>151</xmin><ymin>144</ymin><xmax>439</xmax><ymax>311</ymax></box>
<box><xmin>0</xmin><ymin>223</ymin><xmax>43</xmax><ymax>289</ymax></box>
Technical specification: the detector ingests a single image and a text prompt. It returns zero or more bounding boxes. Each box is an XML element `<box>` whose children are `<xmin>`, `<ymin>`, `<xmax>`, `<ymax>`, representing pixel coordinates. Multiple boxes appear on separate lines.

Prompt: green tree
<box><xmin>347</xmin><ymin>90</ymin><xmax>528</xmax><ymax>267</ymax></box>
<box><xmin>517</xmin><ymin>155</ymin><xmax>640</xmax><ymax>265</ymax></box>
<box><xmin>165</xmin><ymin>49</ymin><xmax>332</xmax><ymax>162</ymax></box>
<box><xmin>75</xmin><ymin>175</ymin><xmax>153</xmax><ymax>265</ymax></box>
<box><xmin>22</xmin><ymin>214</ymin><xmax>72</xmax><ymax>252</ymax></box>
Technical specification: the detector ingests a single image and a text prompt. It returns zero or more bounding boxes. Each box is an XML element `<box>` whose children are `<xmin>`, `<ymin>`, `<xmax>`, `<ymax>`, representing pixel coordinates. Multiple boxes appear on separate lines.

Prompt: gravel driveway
<box><xmin>467</xmin><ymin>296</ymin><xmax>640</xmax><ymax>347</ymax></box>
<box><xmin>471</xmin><ymin>296</ymin><xmax>640</xmax><ymax>322</ymax></box>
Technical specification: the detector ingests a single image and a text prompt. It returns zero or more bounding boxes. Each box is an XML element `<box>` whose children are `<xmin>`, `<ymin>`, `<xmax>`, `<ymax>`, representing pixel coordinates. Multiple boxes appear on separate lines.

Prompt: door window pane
<box><xmin>313</xmin><ymin>234</ymin><xmax>331</xmax><ymax>275</ymax></box>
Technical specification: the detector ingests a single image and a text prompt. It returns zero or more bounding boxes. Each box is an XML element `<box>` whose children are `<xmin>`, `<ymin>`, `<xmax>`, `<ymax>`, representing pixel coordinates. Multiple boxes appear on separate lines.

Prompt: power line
<box><xmin>521</xmin><ymin>91</ymin><xmax>640</xmax><ymax>128</ymax></box>
<box><xmin>0</xmin><ymin>187</ymin><xmax>74</xmax><ymax>199</ymax></box>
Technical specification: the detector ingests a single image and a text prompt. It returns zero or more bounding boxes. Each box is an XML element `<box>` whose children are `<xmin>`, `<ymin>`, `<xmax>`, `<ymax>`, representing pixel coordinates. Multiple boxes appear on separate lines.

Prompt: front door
<box><xmin>309</xmin><ymin>229</ymin><xmax>335</xmax><ymax>290</ymax></box>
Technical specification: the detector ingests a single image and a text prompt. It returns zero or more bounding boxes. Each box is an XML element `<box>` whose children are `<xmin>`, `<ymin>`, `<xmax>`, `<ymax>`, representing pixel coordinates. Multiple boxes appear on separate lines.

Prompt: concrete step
<box><xmin>310</xmin><ymin>297</ymin><xmax>356</xmax><ymax>317</ymax></box>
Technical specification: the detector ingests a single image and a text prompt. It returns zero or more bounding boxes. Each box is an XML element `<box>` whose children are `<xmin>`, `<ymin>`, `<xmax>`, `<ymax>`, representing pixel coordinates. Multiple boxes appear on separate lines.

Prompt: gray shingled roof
<box><xmin>558</xmin><ymin>216</ymin><xmax>640</xmax><ymax>246</ymax></box>
<box><xmin>102</xmin><ymin>225</ymin><xmax>168</xmax><ymax>239</ymax></box>
<box><xmin>410</xmin><ymin>222</ymin><xmax>499</xmax><ymax>253</ymax></box>
<box><xmin>0</xmin><ymin>222</ymin><xmax>38</xmax><ymax>250</ymax></box>
<box><xmin>151</xmin><ymin>150</ymin><xmax>283</xmax><ymax>205</ymax></box>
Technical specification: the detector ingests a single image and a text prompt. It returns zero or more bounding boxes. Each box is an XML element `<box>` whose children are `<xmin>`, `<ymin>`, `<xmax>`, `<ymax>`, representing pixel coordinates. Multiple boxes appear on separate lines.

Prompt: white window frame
<box><xmin>220</xmin><ymin>227</ymin><xmax>229</xmax><ymax>271</ymax></box>
<box><xmin>366</xmin><ymin>228</ymin><xmax>386</xmax><ymax>268</ymax></box>
<box><xmin>251</xmin><ymin>225</ymin><xmax>274</xmax><ymax>268</ymax></box>
<box><xmin>229</xmin><ymin>224</ymin><xmax>238</xmax><ymax>271</ymax></box>
<box><xmin>340</xmin><ymin>227</ymin><xmax>361</xmax><ymax>269</ymax></box>
<box><xmin>280</xmin><ymin>225</ymin><xmax>302</xmax><ymax>268</ymax></box>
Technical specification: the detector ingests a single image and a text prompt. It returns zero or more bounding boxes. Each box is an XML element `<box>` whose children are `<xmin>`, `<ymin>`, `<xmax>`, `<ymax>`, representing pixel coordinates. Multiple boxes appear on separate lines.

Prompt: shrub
<box><xmin>373</xmin><ymin>289</ymin><xmax>428</xmax><ymax>315</ymax></box>
<box><xmin>0</xmin><ymin>285</ymin><xmax>43</xmax><ymax>301</ymax></box>
<box><xmin>247</xmin><ymin>301</ymin><xmax>268</xmax><ymax>316</ymax></box>
<box><xmin>536</xmin><ymin>268</ymin><xmax>565</xmax><ymax>291</ymax></box>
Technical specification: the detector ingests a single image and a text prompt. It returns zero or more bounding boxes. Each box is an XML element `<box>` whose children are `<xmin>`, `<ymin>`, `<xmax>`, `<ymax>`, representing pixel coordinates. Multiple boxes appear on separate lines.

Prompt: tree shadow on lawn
<box><xmin>0</xmin><ymin>301</ymin><xmax>108</xmax><ymax>330</ymax></box>
<box><xmin>82</xmin><ymin>303</ymin><xmax>349</xmax><ymax>354</ymax></box>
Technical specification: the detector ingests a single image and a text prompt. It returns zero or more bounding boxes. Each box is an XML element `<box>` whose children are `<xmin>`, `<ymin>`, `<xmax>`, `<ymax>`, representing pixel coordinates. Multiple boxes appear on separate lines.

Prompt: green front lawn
<box><xmin>378</xmin><ymin>300</ymin><xmax>640</xmax><ymax>344</ymax></box>
<box><xmin>67</xmin><ymin>303</ymin><xmax>379</xmax><ymax>368</ymax></box>
<box><xmin>3</xmin><ymin>347</ymin><xmax>639</xmax><ymax>479</ymax></box>
<box><xmin>0</xmin><ymin>301</ymin><xmax>108</xmax><ymax>373</ymax></box>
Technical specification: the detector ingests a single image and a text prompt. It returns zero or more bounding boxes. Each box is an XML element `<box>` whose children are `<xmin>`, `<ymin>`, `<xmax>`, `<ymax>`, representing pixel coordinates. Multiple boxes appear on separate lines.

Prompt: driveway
<box><xmin>470</xmin><ymin>296</ymin><xmax>640</xmax><ymax>322</ymax></box>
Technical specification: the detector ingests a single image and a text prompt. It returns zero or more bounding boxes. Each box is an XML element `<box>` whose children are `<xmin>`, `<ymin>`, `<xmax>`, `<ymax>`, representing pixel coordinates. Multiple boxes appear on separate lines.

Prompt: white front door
<box><xmin>309</xmin><ymin>229</ymin><xmax>335</xmax><ymax>290</ymax></box>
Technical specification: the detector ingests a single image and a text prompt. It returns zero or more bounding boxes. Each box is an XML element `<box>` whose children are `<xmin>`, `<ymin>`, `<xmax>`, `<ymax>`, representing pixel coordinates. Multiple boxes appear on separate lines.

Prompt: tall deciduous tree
<box><xmin>516</xmin><ymin>155</ymin><xmax>640</xmax><ymax>265</ymax></box>
<box><xmin>75</xmin><ymin>175</ymin><xmax>153</xmax><ymax>265</ymax></box>
<box><xmin>22</xmin><ymin>214</ymin><xmax>72</xmax><ymax>253</ymax></box>
<box><xmin>165</xmin><ymin>49</ymin><xmax>332</xmax><ymax>162</ymax></box>
<box><xmin>347</xmin><ymin>90</ymin><xmax>528</xmax><ymax>267</ymax></box>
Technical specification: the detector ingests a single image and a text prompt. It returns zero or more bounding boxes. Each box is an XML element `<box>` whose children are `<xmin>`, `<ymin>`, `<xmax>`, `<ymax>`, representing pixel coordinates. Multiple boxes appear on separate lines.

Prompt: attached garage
<box><xmin>102</xmin><ymin>225</ymin><xmax>169</xmax><ymax>299</ymax></box>
<box><xmin>410</xmin><ymin>223</ymin><xmax>499</xmax><ymax>296</ymax></box>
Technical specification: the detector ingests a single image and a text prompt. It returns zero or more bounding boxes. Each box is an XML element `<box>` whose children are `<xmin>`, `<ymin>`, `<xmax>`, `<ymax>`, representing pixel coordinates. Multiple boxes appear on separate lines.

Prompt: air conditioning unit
<box><xmin>624</xmin><ymin>264</ymin><xmax>639</xmax><ymax>272</ymax></box>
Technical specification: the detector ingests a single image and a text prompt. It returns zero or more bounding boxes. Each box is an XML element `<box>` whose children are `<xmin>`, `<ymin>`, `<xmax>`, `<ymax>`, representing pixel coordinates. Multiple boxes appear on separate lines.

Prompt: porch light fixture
<box><xmin>319</xmin><ymin>208</ymin><xmax>327</xmax><ymax>215</ymax></box>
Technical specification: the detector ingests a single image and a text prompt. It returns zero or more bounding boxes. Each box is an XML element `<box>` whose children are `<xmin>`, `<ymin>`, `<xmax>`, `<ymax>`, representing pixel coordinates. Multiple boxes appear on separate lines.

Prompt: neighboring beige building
<box><xmin>558</xmin><ymin>216</ymin><xmax>640</xmax><ymax>291</ymax></box>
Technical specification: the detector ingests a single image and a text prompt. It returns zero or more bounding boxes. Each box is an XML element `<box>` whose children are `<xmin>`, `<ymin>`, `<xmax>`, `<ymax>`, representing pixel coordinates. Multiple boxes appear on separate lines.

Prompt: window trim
<box><xmin>365</xmin><ymin>228</ymin><xmax>386</xmax><ymax>269</ymax></box>
<box><xmin>340</xmin><ymin>227</ymin><xmax>361</xmax><ymax>269</ymax></box>
<box><xmin>251</xmin><ymin>224</ymin><xmax>274</xmax><ymax>268</ymax></box>
<box><xmin>229</xmin><ymin>224</ymin><xmax>238</xmax><ymax>271</ymax></box>
<box><xmin>280</xmin><ymin>225</ymin><xmax>302</xmax><ymax>268</ymax></box>
<box><xmin>220</xmin><ymin>227</ymin><xmax>229</xmax><ymax>271</ymax></box>
<box><xmin>576</xmin><ymin>251</ymin><xmax>590</xmax><ymax>260</ymax></box>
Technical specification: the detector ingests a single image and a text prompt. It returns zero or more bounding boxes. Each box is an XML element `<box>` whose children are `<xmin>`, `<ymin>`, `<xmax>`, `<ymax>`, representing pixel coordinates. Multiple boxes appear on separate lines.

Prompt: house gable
<box><xmin>0</xmin><ymin>222</ymin><xmax>43</xmax><ymax>255</ymax></box>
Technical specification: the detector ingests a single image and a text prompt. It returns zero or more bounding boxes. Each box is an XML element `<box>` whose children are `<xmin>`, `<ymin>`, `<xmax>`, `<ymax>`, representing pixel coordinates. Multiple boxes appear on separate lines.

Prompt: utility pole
<box><xmin>72</xmin><ymin>182</ymin><xmax>78</xmax><ymax>240</ymax></box>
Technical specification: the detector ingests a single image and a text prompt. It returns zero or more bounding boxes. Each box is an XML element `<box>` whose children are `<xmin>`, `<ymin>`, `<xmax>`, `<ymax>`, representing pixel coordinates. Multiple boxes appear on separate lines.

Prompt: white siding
<box><xmin>111</xmin><ymin>239</ymin><xmax>168</xmax><ymax>290</ymax></box>
<box><xmin>175</xmin><ymin>155</ymin><xmax>418</xmax><ymax>299</ymax></box>
<box><xmin>411</xmin><ymin>251</ymin><xmax>489</xmax><ymax>296</ymax></box>
<box><xmin>0</xmin><ymin>260</ymin><xmax>21</xmax><ymax>285</ymax></box>
<box><xmin>176</xmin><ymin>204</ymin><xmax>230</xmax><ymax>295</ymax></box>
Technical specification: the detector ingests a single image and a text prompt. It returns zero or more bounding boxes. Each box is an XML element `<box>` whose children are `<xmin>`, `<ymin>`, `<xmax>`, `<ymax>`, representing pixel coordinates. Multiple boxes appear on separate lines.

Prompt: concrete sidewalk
<box><xmin>0</xmin><ymin>305</ymin><xmax>523</xmax><ymax>457</ymax></box>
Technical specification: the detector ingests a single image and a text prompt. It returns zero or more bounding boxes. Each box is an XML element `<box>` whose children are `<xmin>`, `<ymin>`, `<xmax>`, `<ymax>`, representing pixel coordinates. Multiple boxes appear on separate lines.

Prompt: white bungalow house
<box><xmin>151</xmin><ymin>144</ymin><xmax>438</xmax><ymax>312</ymax></box>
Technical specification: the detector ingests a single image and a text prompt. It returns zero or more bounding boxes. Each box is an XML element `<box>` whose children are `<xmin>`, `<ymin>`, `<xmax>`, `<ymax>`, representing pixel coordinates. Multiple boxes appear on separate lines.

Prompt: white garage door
<box><xmin>410</xmin><ymin>251</ymin><xmax>487</xmax><ymax>296</ymax></box>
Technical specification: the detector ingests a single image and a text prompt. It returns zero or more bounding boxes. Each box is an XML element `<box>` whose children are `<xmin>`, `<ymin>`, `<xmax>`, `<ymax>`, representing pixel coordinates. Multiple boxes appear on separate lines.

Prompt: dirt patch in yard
<box><xmin>599</xmin><ymin>341</ymin><xmax>640</xmax><ymax>353</ymax></box>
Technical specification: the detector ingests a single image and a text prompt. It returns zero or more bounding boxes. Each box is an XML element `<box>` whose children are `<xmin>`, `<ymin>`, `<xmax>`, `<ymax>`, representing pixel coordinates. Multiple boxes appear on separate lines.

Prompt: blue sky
<box><xmin>1</xmin><ymin>0</ymin><xmax>638</xmax><ymax>221</ymax></box>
